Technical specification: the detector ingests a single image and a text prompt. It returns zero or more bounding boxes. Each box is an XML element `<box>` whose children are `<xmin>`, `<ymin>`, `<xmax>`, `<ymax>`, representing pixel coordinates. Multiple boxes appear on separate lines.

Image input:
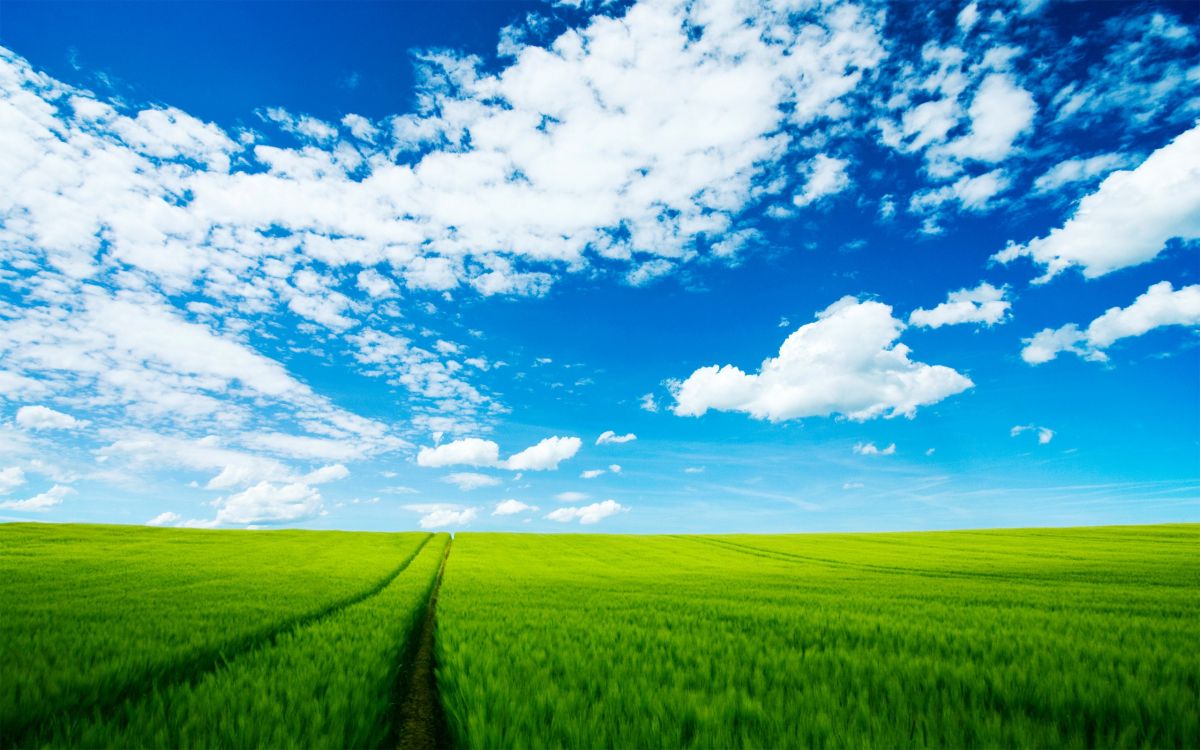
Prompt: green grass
<box><xmin>45</xmin><ymin>533</ymin><xmax>450</xmax><ymax>749</ymax></box>
<box><xmin>3</xmin><ymin>523</ymin><xmax>1197</xmax><ymax>749</ymax></box>
<box><xmin>436</xmin><ymin>525</ymin><xmax>1200</xmax><ymax>749</ymax></box>
<box><xmin>0</xmin><ymin>523</ymin><xmax>431</xmax><ymax>745</ymax></box>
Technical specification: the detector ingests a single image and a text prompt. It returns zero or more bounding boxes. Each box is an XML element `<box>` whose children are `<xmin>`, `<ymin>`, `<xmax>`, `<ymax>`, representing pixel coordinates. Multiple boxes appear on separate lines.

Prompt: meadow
<box><xmin>437</xmin><ymin>526</ymin><xmax>1200</xmax><ymax>749</ymax></box>
<box><xmin>1</xmin><ymin>523</ymin><xmax>1197</xmax><ymax>749</ymax></box>
<box><xmin>0</xmin><ymin>524</ymin><xmax>443</xmax><ymax>748</ymax></box>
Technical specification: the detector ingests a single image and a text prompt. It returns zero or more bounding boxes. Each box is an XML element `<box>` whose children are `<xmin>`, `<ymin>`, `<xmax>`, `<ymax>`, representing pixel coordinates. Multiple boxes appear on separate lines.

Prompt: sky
<box><xmin>0</xmin><ymin>0</ymin><xmax>1197</xmax><ymax>534</ymax></box>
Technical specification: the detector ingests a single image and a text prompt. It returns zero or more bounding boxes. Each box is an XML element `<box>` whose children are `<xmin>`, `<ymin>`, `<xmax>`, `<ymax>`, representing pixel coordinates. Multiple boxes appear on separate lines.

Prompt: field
<box><xmin>0</xmin><ymin>524</ymin><xmax>446</xmax><ymax>748</ymax></box>
<box><xmin>437</xmin><ymin>527</ymin><xmax>1200</xmax><ymax>749</ymax></box>
<box><xmin>1</xmin><ymin>523</ymin><xmax>1198</xmax><ymax>749</ymax></box>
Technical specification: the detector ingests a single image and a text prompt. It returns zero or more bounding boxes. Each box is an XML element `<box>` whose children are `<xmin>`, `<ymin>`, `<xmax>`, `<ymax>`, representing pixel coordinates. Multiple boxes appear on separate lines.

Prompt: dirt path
<box><xmin>393</xmin><ymin>538</ymin><xmax>454</xmax><ymax>750</ymax></box>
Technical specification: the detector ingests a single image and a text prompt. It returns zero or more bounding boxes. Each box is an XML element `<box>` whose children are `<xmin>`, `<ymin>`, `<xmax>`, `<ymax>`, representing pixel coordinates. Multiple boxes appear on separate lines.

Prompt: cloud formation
<box><xmin>545</xmin><ymin>498</ymin><xmax>627</xmax><ymax>525</ymax></box>
<box><xmin>15</xmin><ymin>406</ymin><xmax>85</xmax><ymax>431</ymax></box>
<box><xmin>909</xmin><ymin>282</ymin><xmax>1010</xmax><ymax>328</ymax></box>
<box><xmin>595</xmin><ymin>430</ymin><xmax>636</xmax><ymax>445</ymax></box>
<box><xmin>492</xmin><ymin>499</ymin><xmax>538</xmax><ymax>516</ymax></box>
<box><xmin>671</xmin><ymin>296</ymin><xmax>972</xmax><ymax>422</ymax></box>
<box><xmin>0</xmin><ymin>484</ymin><xmax>73</xmax><ymax>512</ymax></box>
<box><xmin>996</xmin><ymin>124</ymin><xmax>1200</xmax><ymax>281</ymax></box>
<box><xmin>1022</xmin><ymin>281</ymin><xmax>1200</xmax><ymax>364</ymax></box>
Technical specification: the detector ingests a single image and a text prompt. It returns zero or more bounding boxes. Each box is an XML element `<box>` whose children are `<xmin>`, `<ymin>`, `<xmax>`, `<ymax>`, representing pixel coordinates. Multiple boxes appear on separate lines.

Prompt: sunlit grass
<box><xmin>0</xmin><ymin>523</ymin><xmax>431</xmax><ymax>744</ymax></box>
<box><xmin>436</xmin><ymin>526</ymin><xmax>1200</xmax><ymax>749</ymax></box>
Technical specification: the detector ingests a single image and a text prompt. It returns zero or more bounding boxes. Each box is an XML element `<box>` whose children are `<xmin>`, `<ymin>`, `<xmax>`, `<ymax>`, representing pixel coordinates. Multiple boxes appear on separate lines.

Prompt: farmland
<box><xmin>0</xmin><ymin>524</ymin><xmax>444</xmax><ymax>748</ymax></box>
<box><xmin>437</xmin><ymin>526</ymin><xmax>1200</xmax><ymax>749</ymax></box>
<box><xmin>1</xmin><ymin>523</ymin><xmax>1198</xmax><ymax>749</ymax></box>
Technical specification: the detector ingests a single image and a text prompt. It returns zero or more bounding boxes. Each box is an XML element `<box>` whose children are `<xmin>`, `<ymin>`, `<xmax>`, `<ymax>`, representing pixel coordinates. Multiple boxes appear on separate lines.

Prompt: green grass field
<box><xmin>2</xmin><ymin>523</ymin><xmax>1197</xmax><ymax>749</ymax></box>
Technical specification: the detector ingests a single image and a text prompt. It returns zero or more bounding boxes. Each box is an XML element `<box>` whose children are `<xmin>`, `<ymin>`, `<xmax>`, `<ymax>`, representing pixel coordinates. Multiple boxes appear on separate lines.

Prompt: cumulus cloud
<box><xmin>15</xmin><ymin>405</ymin><xmax>85</xmax><ymax>431</ymax></box>
<box><xmin>493</xmin><ymin>499</ymin><xmax>538</xmax><ymax>516</ymax></box>
<box><xmin>443</xmin><ymin>472</ymin><xmax>501</xmax><ymax>491</ymax></box>
<box><xmin>792</xmin><ymin>155</ymin><xmax>851</xmax><ymax>208</ymax></box>
<box><xmin>0</xmin><ymin>466</ymin><xmax>25</xmax><ymax>494</ymax></box>
<box><xmin>853</xmin><ymin>442</ymin><xmax>895</xmax><ymax>456</ymax></box>
<box><xmin>0</xmin><ymin>483</ymin><xmax>73</xmax><ymax>512</ymax></box>
<box><xmin>545</xmin><ymin>498</ymin><xmax>627</xmax><ymax>524</ymax></box>
<box><xmin>595</xmin><ymin>430</ymin><xmax>636</xmax><ymax>445</ymax></box>
<box><xmin>909</xmin><ymin>282</ymin><xmax>1010</xmax><ymax>328</ymax></box>
<box><xmin>1022</xmin><ymin>281</ymin><xmax>1200</xmax><ymax>364</ymax></box>
<box><xmin>504</xmin><ymin>436</ymin><xmax>581</xmax><ymax>471</ymax></box>
<box><xmin>639</xmin><ymin>393</ymin><xmax>659</xmax><ymax>413</ymax></box>
<box><xmin>995</xmin><ymin>124</ymin><xmax>1200</xmax><ymax>281</ymax></box>
<box><xmin>1032</xmin><ymin>152</ymin><xmax>1138</xmax><ymax>193</ymax></box>
<box><xmin>145</xmin><ymin>511</ymin><xmax>182</xmax><ymax>526</ymax></box>
<box><xmin>213</xmin><ymin>481</ymin><xmax>323</xmax><ymax>525</ymax></box>
<box><xmin>301</xmin><ymin>464</ymin><xmax>350</xmax><ymax>485</ymax></box>
<box><xmin>416</xmin><ymin>435</ymin><xmax>581</xmax><ymax>471</ymax></box>
<box><xmin>0</xmin><ymin>0</ymin><xmax>884</xmax><ymax>305</ymax></box>
<box><xmin>670</xmin><ymin>296</ymin><xmax>973</xmax><ymax>422</ymax></box>
<box><xmin>1011</xmin><ymin>424</ymin><xmax>1054</xmax><ymax>444</ymax></box>
<box><xmin>404</xmin><ymin>503</ymin><xmax>478</xmax><ymax>528</ymax></box>
<box><xmin>934</xmin><ymin>73</ymin><xmax>1036</xmax><ymax>165</ymax></box>
<box><xmin>416</xmin><ymin>438</ymin><xmax>501</xmax><ymax>468</ymax></box>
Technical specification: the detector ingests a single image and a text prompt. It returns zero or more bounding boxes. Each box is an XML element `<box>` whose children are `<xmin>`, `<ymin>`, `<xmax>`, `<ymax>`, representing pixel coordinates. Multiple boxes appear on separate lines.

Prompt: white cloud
<box><xmin>853</xmin><ymin>442</ymin><xmax>895</xmax><ymax>456</ymax></box>
<box><xmin>504</xmin><ymin>436</ymin><xmax>581</xmax><ymax>471</ymax></box>
<box><xmin>145</xmin><ymin>511</ymin><xmax>182</xmax><ymax>526</ymax></box>
<box><xmin>555</xmin><ymin>491</ymin><xmax>590</xmax><ymax>502</ymax></box>
<box><xmin>416</xmin><ymin>438</ymin><xmax>501</xmax><ymax>468</ymax></box>
<box><xmin>443</xmin><ymin>472</ymin><xmax>501</xmax><ymax>491</ymax></box>
<box><xmin>0</xmin><ymin>483</ymin><xmax>73</xmax><ymax>512</ymax></box>
<box><xmin>214</xmin><ymin>481</ymin><xmax>323</xmax><ymax>525</ymax></box>
<box><xmin>996</xmin><ymin>124</ymin><xmax>1200</xmax><ymax>281</ymax></box>
<box><xmin>493</xmin><ymin>498</ymin><xmax>538</xmax><ymax>516</ymax></box>
<box><xmin>792</xmin><ymin>155</ymin><xmax>851</xmax><ymax>208</ymax></box>
<box><xmin>355</xmin><ymin>268</ymin><xmax>398</xmax><ymax>299</ymax></box>
<box><xmin>404</xmin><ymin>503</ymin><xmax>478</xmax><ymax>528</ymax></box>
<box><xmin>935</xmin><ymin>73</ymin><xmax>1036</xmax><ymax>164</ymax></box>
<box><xmin>1032</xmin><ymin>152</ymin><xmax>1138</xmax><ymax>193</ymax></box>
<box><xmin>0</xmin><ymin>466</ymin><xmax>25</xmax><ymax>494</ymax></box>
<box><xmin>1022</xmin><ymin>281</ymin><xmax>1200</xmax><ymax>364</ymax></box>
<box><xmin>683</xmin><ymin>466</ymin><xmax>705</xmax><ymax>474</ymax></box>
<box><xmin>545</xmin><ymin>498</ymin><xmax>626</xmax><ymax>524</ymax></box>
<box><xmin>639</xmin><ymin>393</ymin><xmax>659</xmax><ymax>413</ymax></box>
<box><xmin>608</xmin><ymin>463</ymin><xmax>621</xmax><ymax>474</ymax></box>
<box><xmin>301</xmin><ymin>463</ymin><xmax>350</xmax><ymax>485</ymax></box>
<box><xmin>909</xmin><ymin>282</ymin><xmax>1010</xmax><ymax>328</ymax></box>
<box><xmin>842</xmin><ymin>481</ymin><xmax>865</xmax><ymax>490</ymax></box>
<box><xmin>416</xmin><ymin>435</ymin><xmax>582</xmax><ymax>471</ymax></box>
<box><xmin>0</xmin><ymin>2</ymin><xmax>884</xmax><ymax>305</ymax></box>
<box><xmin>595</xmin><ymin>430</ymin><xmax>636</xmax><ymax>445</ymax></box>
<box><xmin>1011</xmin><ymin>424</ymin><xmax>1054</xmax><ymax>444</ymax></box>
<box><xmin>671</xmin><ymin>296</ymin><xmax>973</xmax><ymax>422</ymax></box>
<box><xmin>909</xmin><ymin>170</ymin><xmax>1011</xmax><ymax>217</ymax></box>
<box><xmin>580</xmin><ymin>469</ymin><xmax>605</xmax><ymax>479</ymax></box>
<box><xmin>15</xmin><ymin>405</ymin><xmax>85</xmax><ymax>431</ymax></box>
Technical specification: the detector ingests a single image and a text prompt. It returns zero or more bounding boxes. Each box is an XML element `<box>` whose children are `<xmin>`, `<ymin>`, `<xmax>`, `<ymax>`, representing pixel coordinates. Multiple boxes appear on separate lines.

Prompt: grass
<box><xmin>0</xmin><ymin>523</ymin><xmax>431</xmax><ymax>745</ymax></box>
<box><xmin>45</xmin><ymin>534</ymin><xmax>450</xmax><ymax>749</ymax></box>
<box><xmin>3</xmin><ymin>523</ymin><xmax>1197</xmax><ymax>749</ymax></box>
<box><xmin>436</xmin><ymin>525</ymin><xmax>1200</xmax><ymax>749</ymax></box>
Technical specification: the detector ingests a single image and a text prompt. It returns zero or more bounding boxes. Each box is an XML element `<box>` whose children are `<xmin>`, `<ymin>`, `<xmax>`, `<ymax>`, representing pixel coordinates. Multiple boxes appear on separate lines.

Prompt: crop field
<box><xmin>2</xmin><ymin>523</ymin><xmax>1198</xmax><ymax>749</ymax></box>
<box><xmin>437</xmin><ymin>526</ymin><xmax>1200</xmax><ymax>749</ymax></box>
<box><xmin>0</xmin><ymin>524</ymin><xmax>445</xmax><ymax>748</ymax></box>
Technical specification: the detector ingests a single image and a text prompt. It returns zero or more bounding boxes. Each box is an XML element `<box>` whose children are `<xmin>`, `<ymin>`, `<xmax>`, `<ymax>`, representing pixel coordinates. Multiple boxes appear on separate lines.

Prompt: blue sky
<box><xmin>0</xmin><ymin>0</ymin><xmax>1196</xmax><ymax>533</ymax></box>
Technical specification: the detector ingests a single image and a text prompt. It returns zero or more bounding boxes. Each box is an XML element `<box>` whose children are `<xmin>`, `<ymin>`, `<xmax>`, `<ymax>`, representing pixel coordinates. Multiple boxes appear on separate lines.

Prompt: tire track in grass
<box><xmin>674</xmin><ymin>535</ymin><xmax>1091</xmax><ymax>585</ymax></box>
<box><xmin>10</xmin><ymin>533</ymin><xmax>434</xmax><ymax>749</ymax></box>
<box><xmin>392</xmin><ymin>537</ymin><xmax>453</xmax><ymax>750</ymax></box>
